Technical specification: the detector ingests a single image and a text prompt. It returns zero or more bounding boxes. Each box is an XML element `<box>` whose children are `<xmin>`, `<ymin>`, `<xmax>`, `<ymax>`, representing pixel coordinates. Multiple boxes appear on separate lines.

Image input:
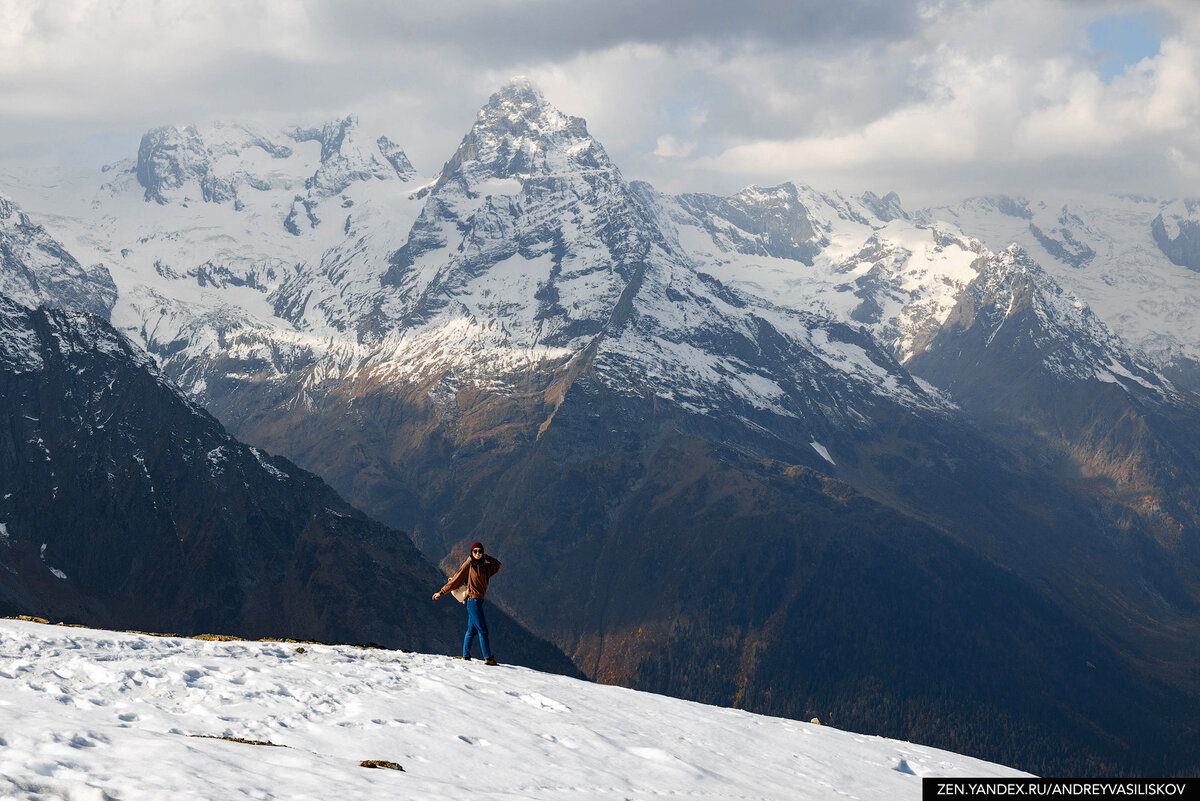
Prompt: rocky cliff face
<box><xmin>1152</xmin><ymin>201</ymin><xmax>1200</xmax><ymax>272</ymax></box>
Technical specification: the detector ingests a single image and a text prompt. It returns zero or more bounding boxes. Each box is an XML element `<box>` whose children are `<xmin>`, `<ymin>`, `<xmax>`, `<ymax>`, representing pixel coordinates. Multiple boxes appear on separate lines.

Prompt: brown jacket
<box><xmin>440</xmin><ymin>555</ymin><xmax>502</xmax><ymax>600</ymax></box>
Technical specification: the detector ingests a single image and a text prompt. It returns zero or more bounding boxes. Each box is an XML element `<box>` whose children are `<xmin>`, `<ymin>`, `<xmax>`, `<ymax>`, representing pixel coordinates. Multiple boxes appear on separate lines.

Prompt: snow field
<box><xmin>0</xmin><ymin>619</ymin><xmax>1025</xmax><ymax>800</ymax></box>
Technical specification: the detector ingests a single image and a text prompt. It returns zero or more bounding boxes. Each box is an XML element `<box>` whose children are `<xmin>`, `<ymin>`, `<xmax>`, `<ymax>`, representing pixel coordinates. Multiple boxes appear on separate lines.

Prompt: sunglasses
<box><xmin>472</xmin><ymin>548</ymin><xmax>483</xmax><ymax>553</ymax></box>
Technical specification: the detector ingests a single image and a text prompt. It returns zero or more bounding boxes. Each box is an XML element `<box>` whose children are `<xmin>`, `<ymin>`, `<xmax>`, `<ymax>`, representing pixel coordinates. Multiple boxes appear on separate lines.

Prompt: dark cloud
<box><xmin>314</xmin><ymin>0</ymin><xmax>938</xmax><ymax>62</ymax></box>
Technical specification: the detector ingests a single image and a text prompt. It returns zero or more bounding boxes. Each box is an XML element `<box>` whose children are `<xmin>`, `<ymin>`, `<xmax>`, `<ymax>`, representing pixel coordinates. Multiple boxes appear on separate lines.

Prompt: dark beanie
<box><xmin>471</xmin><ymin>542</ymin><xmax>484</xmax><ymax>552</ymax></box>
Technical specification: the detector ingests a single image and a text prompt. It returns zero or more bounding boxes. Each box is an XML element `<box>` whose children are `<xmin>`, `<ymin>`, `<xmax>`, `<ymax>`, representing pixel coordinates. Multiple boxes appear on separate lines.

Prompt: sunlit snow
<box><xmin>0</xmin><ymin>620</ymin><xmax>1025</xmax><ymax>800</ymax></box>
<box><xmin>810</xmin><ymin>441</ymin><xmax>836</xmax><ymax>465</ymax></box>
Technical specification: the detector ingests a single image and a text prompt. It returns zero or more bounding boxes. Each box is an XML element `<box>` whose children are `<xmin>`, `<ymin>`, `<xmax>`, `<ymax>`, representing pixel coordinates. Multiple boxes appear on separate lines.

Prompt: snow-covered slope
<box><xmin>0</xmin><ymin>117</ymin><xmax>424</xmax><ymax>398</ymax></box>
<box><xmin>923</xmin><ymin>245</ymin><xmax>1170</xmax><ymax>393</ymax></box>
<box><xmin>649</xmin><ymin>183</ymin><xmax>989</xmax><ymax>365</ymax></box>
<box><xmin>921</xmin><ymin>194</ymin><xmax>1200</xmax><ymax>369</ymax></box>
<box><xmin>0</xmin><ymin>194</ymin><xmax>116</xmax><ymax>318</ymax></box>
<box><xmin>0</xmin><ymin>619</ymin><xmax>1025</xmax><ymax>800</ymax></box>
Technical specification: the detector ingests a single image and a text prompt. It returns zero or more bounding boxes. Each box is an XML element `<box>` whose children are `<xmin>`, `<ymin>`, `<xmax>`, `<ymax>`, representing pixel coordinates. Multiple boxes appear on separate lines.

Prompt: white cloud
<box><xmin>0</xmin><ymin>0</ymin><xmax>1197</xmax><ymax>205</ymax></box>
<box><xmin>653</xmin><ymin>135</ymin><xmax>698</xmax><ymax>158</ymax></box>
<box><xmin>681</xmin><ymin>1</ymin><xmax>1200</xmax><ymax>202</ymax></box>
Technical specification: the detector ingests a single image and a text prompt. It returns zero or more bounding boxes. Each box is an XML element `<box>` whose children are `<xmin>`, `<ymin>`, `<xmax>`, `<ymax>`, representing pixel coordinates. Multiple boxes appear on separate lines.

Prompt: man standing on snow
<box><xmin>433</xmin><ymin>542</ymin><xmax>502</xmax><ymax>665</ymax></box>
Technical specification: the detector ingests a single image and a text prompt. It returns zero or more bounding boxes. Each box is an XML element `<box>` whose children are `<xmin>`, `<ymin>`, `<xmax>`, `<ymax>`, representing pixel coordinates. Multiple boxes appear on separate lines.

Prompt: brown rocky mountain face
<box><xmin>906</xmin><ymin>249</ymin><xmax>1200</xmax><ymax>599</ymax></box>
<box><xmin>0</xmin><ymin>295</ymin><xmax>579</xmax><ymax>676</ymax></box>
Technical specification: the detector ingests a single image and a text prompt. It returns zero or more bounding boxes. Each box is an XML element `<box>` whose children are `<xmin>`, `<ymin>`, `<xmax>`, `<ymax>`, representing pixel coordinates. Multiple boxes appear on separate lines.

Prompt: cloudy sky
<box><xmin>2</xmin><ymin>0</ymin><xmax>1196</xmax><ymax>206</ymax></box>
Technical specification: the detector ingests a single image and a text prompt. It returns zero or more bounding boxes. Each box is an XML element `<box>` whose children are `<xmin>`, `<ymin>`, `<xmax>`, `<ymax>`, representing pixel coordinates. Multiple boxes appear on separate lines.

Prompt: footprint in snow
<box><xmin>457</xmin><ymin>736</ymin><xmax>490</xmax><ymax>746</ymax></box>
<box><xmin>538</xmin><ymin>733</ymin><xmax>580</xmax><ymax>749</ymax></box>
<box><xmin>506</xmin><ymin>691</ymin><xmax>571</xmax><ymax>713</ymax></box>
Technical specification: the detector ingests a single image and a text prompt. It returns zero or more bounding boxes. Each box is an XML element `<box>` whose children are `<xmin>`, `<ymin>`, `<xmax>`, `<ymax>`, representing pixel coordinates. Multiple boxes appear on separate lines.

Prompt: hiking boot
<box><xmin>483</xmin><ymin>657</ymin><xmax>499</xmax><ymax>666</ymax></box>
<box><xmin>453</xmin><ymin>655</ymin><xmax>472</xmax><ymax>661</ymax></box>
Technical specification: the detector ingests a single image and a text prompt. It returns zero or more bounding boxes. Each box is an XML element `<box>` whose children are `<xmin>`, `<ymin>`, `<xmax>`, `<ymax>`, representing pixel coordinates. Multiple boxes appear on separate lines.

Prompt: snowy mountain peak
<box><xmin>377</xmin><ymin>83</ymin><xmax>634</xmax><ymax>338</ymax></box>
<box><xmin>973</xmin><ymin>244</ymin><xmax>1093</xmax><ymax>324</ymax></box>
<box><xmin>919</xmin><ymin>192</ymin><xmax>1200</xmax><ymax>371</ymax></box>
<box><xmin>290</xmin><ymin>115</ymin><xmax>362</xmax><ymax>163</ymax></box>
<box><xmin>479</xmin><ymin>77</ymin><xmax>573</xmax><ymax>131</ymax></box>
<box><xmin>475</xmin><ymin>78</ymin><xmax>582</xmax><ymax>140</ymax></box>
<box><xmin>136</xmin><ymin>124</ymin><xmax>212</xmax><ymax>204</ymax></box>
<box><xmin>488</xmin><ymin>76</ymin><xmax>545</xmax><ymax>107</ymax></box>
<box><xmin>134</xmin><ymin>117</ymin><xmax>415</xmax><ymax>208</ymax></box>
<box><xmin>860</xmin><ymin>190</ymin><xmax>909</xmax><ymax>223</ymax></box>
<box><xmin>947</xmin><ymin>245</ymin><xmax>1170</xmax><ymax>394</ymax></box>
<box><xmin>376</xmin><ymin>134</ymin><xmax>416</xmax><ymax>180</ymax></box>
<box><xmin>437</xmin><ymin>80</ymin><xmax>613</xmax><ymax>190</ymax></box>
<box><xmin>289</xmin><ymin>115</ymin><xmax>414</xmax><ymax>196</ymax></box>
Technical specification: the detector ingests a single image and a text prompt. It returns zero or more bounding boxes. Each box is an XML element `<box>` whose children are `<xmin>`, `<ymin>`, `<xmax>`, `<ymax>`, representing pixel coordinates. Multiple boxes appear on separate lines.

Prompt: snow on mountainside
<box><xmin>135</xmin><ymin>117</ymin><xmax>414</xmax><ymax>208</ymax></box>
<box><xmin>358</xmin><ymin>81</ymin><xmax>948</xmax><ymax>422</ymax></box>
<box><xmin>0</xmin><ymin>92</ymin><xmax>1193</xmax><ymax>411</ymax></box>
<box><xmin>0</xmin><ymin>117</ymin><xmax>425</xmax><ymax>399</ymax></box>
<box><xmin>0</xmin><ymin>82</ymin><xmax>1189</xmax><ymax>443</ymax></box>
<box><xmin>932</xmin><ymin>245</ymin><xmax>1171</xmax><ymax>394</ymax></box>
<box><xmin>921</xmin><ymin>194</ymin><xmax>1200</xmax><ymax>369</ymax></box>
<box><xmin>0</xmin><ymin>619</ymin><xmax>1026</xmax><ymax>800</ymax></box>
<box><xmin>646</xmin><ymin>182</ymin><xmax>987</xmax><ymax>364</ymax></box>
<box><xmin>0</xmin><ymin>194</ymin><xmax>116</xmax><ymax>318</ymax></box>
<box><xmin>3</xmin><ymin>83</ymin><xmax>1177</xmax><ymax>430</ymax></box>
<box><xmin>653</xmin><ymin>182</ymin><xmax>1178</xmax><ymax>401</ymax></box>
<box><xmin>0</xmin><ymin>80</ymin><xmax>951</xmax><ymax>432</ymax></box>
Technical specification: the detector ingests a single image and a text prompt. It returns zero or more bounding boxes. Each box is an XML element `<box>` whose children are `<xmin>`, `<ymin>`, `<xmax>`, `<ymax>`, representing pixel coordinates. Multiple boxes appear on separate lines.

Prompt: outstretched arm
<box><xmin>433</xmin><ymin>559</ymin><xmax>471</xmax><ymax>600</ymax></box>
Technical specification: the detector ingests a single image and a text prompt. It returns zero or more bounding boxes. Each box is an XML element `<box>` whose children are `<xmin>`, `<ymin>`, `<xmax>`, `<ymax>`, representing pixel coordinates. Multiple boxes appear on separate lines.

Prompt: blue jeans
<box><xmin>463</xmin><ymin>598</ymin><xmax>493</xmax><ymax>659</ymax></box>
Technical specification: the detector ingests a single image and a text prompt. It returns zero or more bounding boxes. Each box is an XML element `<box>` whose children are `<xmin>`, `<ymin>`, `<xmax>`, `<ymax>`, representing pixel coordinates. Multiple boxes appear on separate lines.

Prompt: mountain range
<box><xmin>1</xmin><ymin>80</ymin><xmax>1198</xmax><ymax>776</ymax></box>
